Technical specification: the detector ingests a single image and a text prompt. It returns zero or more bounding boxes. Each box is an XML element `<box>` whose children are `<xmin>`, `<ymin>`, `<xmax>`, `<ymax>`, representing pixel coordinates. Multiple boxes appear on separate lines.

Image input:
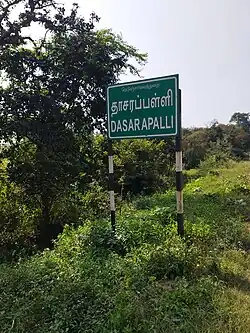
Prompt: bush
<box><xmin>52</xmin><ymin>184</ymin><xmax>110</xmax><ymax>226</ymax></box>
<box><xmin>199</xmin><ymin>154</ymin><xmax>231</xmax><ymax>175</ymax></box>
<box><xmin>81</xmin><ymin>184</ymin><xmax>110</xmax><ymax>219</ymax></box>
<box><xmin>0</xmin><ymin>161</ymin><xmax>39</xmax><ymax>261</ymax></box>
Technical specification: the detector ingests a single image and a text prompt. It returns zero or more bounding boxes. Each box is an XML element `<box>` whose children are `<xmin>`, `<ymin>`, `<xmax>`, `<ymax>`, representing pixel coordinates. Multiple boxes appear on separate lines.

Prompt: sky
<box><xmin>18</xmin><ymin>0</ymin><xmax>250</xmax><ymax>128</ymax></box>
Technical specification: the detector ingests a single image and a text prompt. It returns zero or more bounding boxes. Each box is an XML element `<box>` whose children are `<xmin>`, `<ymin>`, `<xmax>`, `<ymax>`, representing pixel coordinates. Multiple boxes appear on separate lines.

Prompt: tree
<box><xmin>0</xmin><ymin>0</ymin><xmax>58</xmax><ymax>47</ymax></box>
<box><xmin>230</xmin><ymin>112</ymin><xmax>250</xmax><ymax>132</ymax></box>
<box><xmin>183</xmin><ymin>129</ymin><xmax>210</xmax><ymax>169</ymax></box>
<box><xmin>0</xmin><ymin>2</ymin><xmax>147</xmax><ymax>247</ymax></box>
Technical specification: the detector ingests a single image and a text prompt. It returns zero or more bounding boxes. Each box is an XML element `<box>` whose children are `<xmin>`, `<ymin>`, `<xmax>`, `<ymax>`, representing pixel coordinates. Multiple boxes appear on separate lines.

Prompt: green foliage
<box><xmin>199</xmin><ymin>154</ymin><xmax>230</xmax><ymax>175</ymax></box>
<box><xmin>0</xmin><ymin>160</ymin><xmax>38</xmax><ymax>260</ymax></box>
<box><xmin>183</xmin><ymin>118</ymin><xmax>250</xmax><ymax>169</ymax></box>
<box><xmin>113</xmin><ymin>139</ymin><xmax>175</xmax><ymax>196</ymax></box>
<box><xmin>0</xmin><ymin>162</ymin><xmax>250</xmax><ymax>332</ymax></box>
<box><xmin>90</xmin><ymin>136</ymin><xmax>175</xmax><ymax>197</ymax></box>
<box><xmin>230</xmin><ymin>112</ymin><xmax>250</xmax><ymax>132</ymax></box>
<box><xmin>183</xmin><ymin>128</ymin><xmax>209</xmax><ymax>169</ymax></box>
<box><xmin>1</xmin><ymin>1</ymin><xmax>250</xmax><ymax>330</ymax></box>
<box><xmin>0</xmin><ymin>0</ymin><xmax>58</xmax><ymax>48</ymax></box>
<box><xmin>0</xmin><ymin>1</ymin><xmax>146</xmax><ymax>248</ymax></box>
<box><xmin>79</xmin><ymin>184</ymin><xmax>110</xmax><ymax>219</ymax></box>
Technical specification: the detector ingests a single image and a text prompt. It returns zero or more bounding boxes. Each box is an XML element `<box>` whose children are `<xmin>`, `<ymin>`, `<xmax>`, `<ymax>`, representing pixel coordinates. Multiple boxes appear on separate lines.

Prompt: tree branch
<box><xmin>0</xmin><ymin>0</ymin><xmax>21</xmax><ymax>25</ymax></box>
<box><xmin>0</xmin><ymin>0</ymin><xmax>58</xmax><ymax>47</ymax></box>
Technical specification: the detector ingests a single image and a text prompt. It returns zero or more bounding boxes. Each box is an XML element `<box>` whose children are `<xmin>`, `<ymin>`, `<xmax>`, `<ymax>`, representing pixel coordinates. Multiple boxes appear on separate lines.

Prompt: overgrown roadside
<box><xmin>0</xmin><ymin>161</ymin><xmax>250</xmax><ymax>332</ymax></box>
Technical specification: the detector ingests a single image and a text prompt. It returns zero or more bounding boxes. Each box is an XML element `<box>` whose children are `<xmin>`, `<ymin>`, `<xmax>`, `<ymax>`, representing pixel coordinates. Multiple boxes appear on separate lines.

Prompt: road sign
<box><xmin>107</xmin><ymin>74</ymin><xmax>179</xmax><ymax>139</ymax></box>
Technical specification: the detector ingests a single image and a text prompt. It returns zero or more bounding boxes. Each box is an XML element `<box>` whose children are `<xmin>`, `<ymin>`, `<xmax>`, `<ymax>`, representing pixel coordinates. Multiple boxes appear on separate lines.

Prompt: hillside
<box><xmin>0</xmin><ymin>161</ymin><xmax>250</xmax><ymax>332</ymax></box>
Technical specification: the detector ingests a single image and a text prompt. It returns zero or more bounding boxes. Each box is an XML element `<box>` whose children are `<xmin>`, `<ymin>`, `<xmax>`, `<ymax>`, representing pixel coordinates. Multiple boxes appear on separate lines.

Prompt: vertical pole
<box><xmin>108</xmin><ymin>140</ymin><xmax>116</xmax><ymax>232</ymax></box>
<box><xmin>176</xmin><ymin>89</ymin><xmax>184</xmax><ymax>236</ymax></box>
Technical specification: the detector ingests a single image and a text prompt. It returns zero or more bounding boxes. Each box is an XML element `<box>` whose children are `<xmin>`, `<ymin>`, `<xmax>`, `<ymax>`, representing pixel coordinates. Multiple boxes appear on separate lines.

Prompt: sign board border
<box><xmin>107</xmin><ymin>74</ymin><xmax>179</xmax><ymax>140</ymax></box>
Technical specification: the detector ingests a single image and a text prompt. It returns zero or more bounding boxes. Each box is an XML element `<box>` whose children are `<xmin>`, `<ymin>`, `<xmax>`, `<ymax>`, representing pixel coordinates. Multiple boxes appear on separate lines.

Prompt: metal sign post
<box><xmin>108</xmin><ymin>140</ymin><xmax>116</xmax><ymax>232</ymax></box>
<box><xmin>176</xmin><ymin>89</ymin><xmax>184</xmax><ymax>236</ymax></box>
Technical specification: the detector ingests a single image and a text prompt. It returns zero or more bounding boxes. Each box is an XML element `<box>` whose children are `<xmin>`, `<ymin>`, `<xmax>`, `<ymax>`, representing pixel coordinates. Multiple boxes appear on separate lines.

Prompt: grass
<box><xmin>0</xmin><ymin>161</ymin><xmax>250</xmax><ymax>332</ymax></box>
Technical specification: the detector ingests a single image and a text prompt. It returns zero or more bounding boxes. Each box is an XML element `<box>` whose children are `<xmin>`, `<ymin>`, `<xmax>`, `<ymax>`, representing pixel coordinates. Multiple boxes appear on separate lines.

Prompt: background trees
<box><xmin>230</xmin><ymin>112</ymin><xmax>250</xmax><ymax>132</ymax></box>
<box><xmin>0</xmin><ymin>0</ymin><xmax>146</xmax><ymax>248</ymax></box>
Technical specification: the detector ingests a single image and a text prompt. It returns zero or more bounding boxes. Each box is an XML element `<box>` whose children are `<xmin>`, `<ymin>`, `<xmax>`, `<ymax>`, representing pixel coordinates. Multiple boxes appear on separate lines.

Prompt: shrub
<box><xmin>0</xmin><ymin>162</ymin><xmax>39</xmax><ymax>261</ymax></box>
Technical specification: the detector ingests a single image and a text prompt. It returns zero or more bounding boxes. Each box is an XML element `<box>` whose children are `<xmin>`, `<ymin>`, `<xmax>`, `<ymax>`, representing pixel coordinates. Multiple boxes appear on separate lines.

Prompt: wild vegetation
<box><xmin>1</xmin><ymin>160</ymin><xmax>250</xmax><ymax>332</ymax></box>
<box><xmin>0</xmin><ymin>1</ymin><xmax>250</xmax><ymax>332</ymax></box>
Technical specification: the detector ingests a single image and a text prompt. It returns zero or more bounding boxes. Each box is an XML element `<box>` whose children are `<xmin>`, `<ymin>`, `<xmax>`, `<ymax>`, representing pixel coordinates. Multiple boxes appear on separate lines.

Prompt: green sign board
<box><xmin>107</xmin><ymin>75</ymin><xmax>179</xmax><ymax>139</ymax></box>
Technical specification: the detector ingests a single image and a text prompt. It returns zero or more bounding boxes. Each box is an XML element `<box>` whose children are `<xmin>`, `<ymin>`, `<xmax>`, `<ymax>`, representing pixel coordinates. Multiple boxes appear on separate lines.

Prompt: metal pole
<box><xmin>108</xmin><ymin>140</ymin><xmax>116</xmax><ymax>232</ymax></box>
<box><xmin>176</xmin><ymin>89</ymin><xmax>184</xmax><ymax>236</ymax></box>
